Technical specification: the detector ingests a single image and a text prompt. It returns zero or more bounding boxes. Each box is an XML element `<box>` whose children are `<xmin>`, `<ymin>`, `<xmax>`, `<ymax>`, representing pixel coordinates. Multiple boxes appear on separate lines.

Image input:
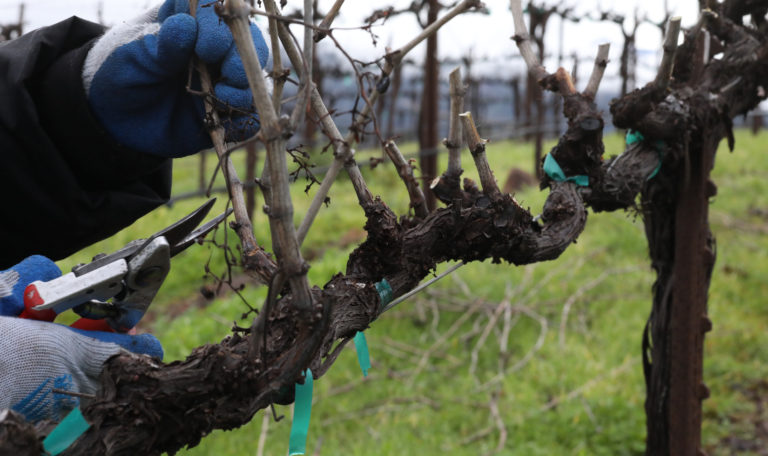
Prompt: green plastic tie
<box><xmin>625</xmin><ymin>130</ymin><xmax>665</xmax><ymax>180</ymax></box>
<box><xmin>351</xmin><ymin>279</ymin><xmax>389</xmax><ymax>378</ymax></box>
<box><xmin>42</xmin><ymin>407</ymin><xmax>91</xmax><ymax>455</ymax></box>
<box><xmin>647</xmin><ymin>156</ymin><xmax>663</xmax><ymax>180</ymax></box>
<box><xmin>625</xmin><ymin>129</ymin><xmax>645</xmax><ymax>145</ymax></box>
<box><xmin>353</xmin><ymin>331</ymin><xmax>371</xmax><ymax>377</ymax></box>
<box><xmin>288</xmin><ymin>369</ymin><xmax>314</xmax><ymax>456</ymax></box>
<box><xmin>543</xmin><ymin>154</ymin><xmax>589</xmax><ymax>187</ymax></box>
<box><xmin>375</xmin><ymin>279</ymin><xmax>393</xmax><ymax>309</ymax></box>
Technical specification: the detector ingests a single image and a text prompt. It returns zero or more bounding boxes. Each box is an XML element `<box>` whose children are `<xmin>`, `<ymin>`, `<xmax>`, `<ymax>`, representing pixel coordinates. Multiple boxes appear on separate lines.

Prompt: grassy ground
<box><xmin>58</xmin><ymin>130</ymin><xmax>768</xmax><ymax>455</ymax></box>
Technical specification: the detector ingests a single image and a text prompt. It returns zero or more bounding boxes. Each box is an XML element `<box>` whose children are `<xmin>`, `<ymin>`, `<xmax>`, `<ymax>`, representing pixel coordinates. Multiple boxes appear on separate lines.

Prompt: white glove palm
<box><xmin>0</xmin><ymin>256</ymin><xmax>163</xmax><ymax>423</ymax></box>
<box><xmin>0</xmin><ymin>317</ymin><xmax>124</xmax><ymax>422</ymax></box>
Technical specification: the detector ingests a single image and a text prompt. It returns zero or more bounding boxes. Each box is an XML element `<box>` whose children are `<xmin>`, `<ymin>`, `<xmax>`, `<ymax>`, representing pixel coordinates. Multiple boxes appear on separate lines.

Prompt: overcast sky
<box><xmin>0</xmin><ymin>0</ymin><xmax>701</xmax><ymax>86</ymax></box>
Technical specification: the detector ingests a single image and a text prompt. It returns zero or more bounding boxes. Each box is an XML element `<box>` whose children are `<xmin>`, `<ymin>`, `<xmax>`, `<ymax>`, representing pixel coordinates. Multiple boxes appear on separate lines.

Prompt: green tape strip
<box><xmin>647</xmin><ymin>156</ymin><xmax>663</xmax><ymax>180</ymax></box>
<box><xmin>353</xmin><ymin>331</ymin><xmax>371</xmax><ymax>377</ymax></box>
<box><xmin>375</xmin><ymin>279</ymin><xmax>393</xmax><ymax>309</ymax></box>
<box><xmin>625</xmin><ymin>129</ymin><xmax>645</xmax><ymax>145</ymax></box>
<box><xmin>625</xmin><ymin>130</ymin><xmax>665</xmax><ymax>180</ymax></box>
<box><xmin>543</xmin><ymin>154</ymin><xmax>589</xmax><ymax>187</ymax></box>
<box><xmin>288</xmin><ymin>369</ymin><xmax>314</xmax><ymax>456</ymax></box>
<box><xmin>43</xmin><ymin>407</ymin><xmax>91</xmax><ymax>455</ymax></box>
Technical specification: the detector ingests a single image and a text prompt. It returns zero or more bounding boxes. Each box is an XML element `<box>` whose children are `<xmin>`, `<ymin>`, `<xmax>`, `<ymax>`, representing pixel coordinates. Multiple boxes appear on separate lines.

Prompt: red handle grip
<box><xmin>19</xmin><ymin>283</ymin><xmax>57</xmax><ymax>321</ymax></box>
<box><xmin>70</xmin><ymin>318</ymin><xmax>115</xmax><ymax>332</ymax></box>
<box><xmin>19</xmin><ymin>283</ymin><xmax>120</xmax><ymax>333</ymax></box>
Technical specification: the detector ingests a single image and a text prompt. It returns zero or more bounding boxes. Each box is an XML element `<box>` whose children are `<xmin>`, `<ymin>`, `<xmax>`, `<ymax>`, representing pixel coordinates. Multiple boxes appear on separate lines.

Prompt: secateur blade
<box><xmin>169</xmin><ymin>207</ymin><xmax>234</xmax><ymax>256</ymax></box>
<box><xmin>153</xmin><ymin>198</ymin><xmax>217</xmax><ymax>248</ymax></box>
<box><xmin>72</xmin><ymin>198</ymin><xmax>217</xmax><ymax>276</ymax></box>
<box><xmin>32</xmin><ymin>200</ymin><xmax>231</xmax><ymax>328</ymax></box>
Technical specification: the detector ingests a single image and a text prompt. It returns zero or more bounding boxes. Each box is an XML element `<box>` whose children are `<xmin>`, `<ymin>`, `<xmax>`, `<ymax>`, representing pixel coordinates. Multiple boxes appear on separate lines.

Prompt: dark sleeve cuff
<box><xmin>30</xmin><ymin>37</ymin><xmax>171</xmax><ymax>191</ymax></box>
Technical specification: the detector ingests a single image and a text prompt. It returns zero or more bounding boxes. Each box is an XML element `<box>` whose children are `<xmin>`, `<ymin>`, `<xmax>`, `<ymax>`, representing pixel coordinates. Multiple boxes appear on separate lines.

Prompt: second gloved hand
<box><xmin>83</xmin><ymin>0</ymin><xmax>270</xmax><ymax>158</ymax></box>
<box><xmin>0</xmin><ymin>256</ymin><xmax>163</xmax><ymax>422</ymax></box>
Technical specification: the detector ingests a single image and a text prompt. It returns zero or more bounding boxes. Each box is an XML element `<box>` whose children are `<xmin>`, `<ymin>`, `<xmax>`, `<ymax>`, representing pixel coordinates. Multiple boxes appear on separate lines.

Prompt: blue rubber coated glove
<box><xmin>0</xmin><ymin>256</ymin><xmax>163</xmax><ymax>422</ymax></box>
<box><xmin>83</xmin><ymin>0</ymin><xmax>270</xmax><ymax>158</ymax></box>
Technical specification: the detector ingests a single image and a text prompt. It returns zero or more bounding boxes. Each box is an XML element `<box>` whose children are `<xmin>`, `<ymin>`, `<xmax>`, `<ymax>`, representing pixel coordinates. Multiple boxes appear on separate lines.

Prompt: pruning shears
<box><xmin>19</xmin><ymin>199</ymin><xmax>231</xmax><ymax>333</ymax></box>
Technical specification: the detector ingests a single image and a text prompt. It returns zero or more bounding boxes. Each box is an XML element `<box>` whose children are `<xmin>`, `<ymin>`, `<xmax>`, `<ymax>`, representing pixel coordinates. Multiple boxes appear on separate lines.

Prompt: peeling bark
<box><xmin>0</xmin><ymin>410</ymin><xmax>43</xmax><ymax>456</ymax></box>
<box><xmin>616</xmin><ymin>6</ymin><xmax>767</xmax><ymax>454</ymax></box>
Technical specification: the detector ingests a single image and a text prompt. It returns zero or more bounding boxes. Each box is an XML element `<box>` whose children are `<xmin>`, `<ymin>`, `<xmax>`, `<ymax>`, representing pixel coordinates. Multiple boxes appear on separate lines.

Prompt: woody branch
<box><xmin>188</xmin><ymin>0</ymin><xmax>276</xmax><ymax>284</ymax></box>
<box><xmin>431</xmin><ymin>67</ymin><xmax>466</xmax><ymax>204</ymax></box>
<box><xmin>219</xmin><ymin>0</ymin><xmax>313</xmax><ymax>312</ymax></box>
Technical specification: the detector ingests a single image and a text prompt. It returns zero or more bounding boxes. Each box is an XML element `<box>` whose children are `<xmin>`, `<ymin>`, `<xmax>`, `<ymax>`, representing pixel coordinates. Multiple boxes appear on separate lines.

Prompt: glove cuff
<box><xmin>83</xmin><ymin>19</ymin><xmax>161</xmax><ymax>94</ymax></box>
<box><xmin>30</xmin><ymin>31</ymin><xmax>172</xmax><ymax>195</ymax></box>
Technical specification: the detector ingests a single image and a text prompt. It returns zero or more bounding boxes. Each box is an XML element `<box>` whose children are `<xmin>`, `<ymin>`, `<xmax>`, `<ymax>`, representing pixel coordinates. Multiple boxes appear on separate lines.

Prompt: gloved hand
<box><xmin>83</xmin><ymin>0</ymin><xmax>270</xmax><ymax>158</ymax></box>
<box><xmin>0</xmin><ymin>256</ymin><xmax>163</xmax><ymax>422</ymax></box>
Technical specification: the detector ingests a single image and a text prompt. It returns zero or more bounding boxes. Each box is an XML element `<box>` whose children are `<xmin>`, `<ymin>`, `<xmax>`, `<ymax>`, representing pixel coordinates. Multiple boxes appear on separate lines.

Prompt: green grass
<box><xmin>58</xmin><ymin>130</ymin><xmax>768</xmax><ymax>455</ymax></box>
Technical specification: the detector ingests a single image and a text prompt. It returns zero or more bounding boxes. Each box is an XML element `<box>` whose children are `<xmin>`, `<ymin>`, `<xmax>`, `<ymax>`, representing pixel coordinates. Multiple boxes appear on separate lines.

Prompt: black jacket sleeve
<box><xmin>0</xmin><ymin>17</ymin><xmax>172</xmax><ymax>269</ymax></box>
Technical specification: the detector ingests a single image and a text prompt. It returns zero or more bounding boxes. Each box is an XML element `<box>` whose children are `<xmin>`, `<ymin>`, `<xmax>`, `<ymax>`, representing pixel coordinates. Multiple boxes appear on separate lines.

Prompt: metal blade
<box><xmin>73</xmin><ymin>198</ymin><xmax>217</xmax><ymax>276</ymax></box>
<box><xmin>152</xmin><ymin>198</ymin><xmax>216</xmax><ymax>248</ymax></box>
<box><xmin>170</xmin><ymin>208</ymin><xmax>234</xmax><ymax>257</ymax></box>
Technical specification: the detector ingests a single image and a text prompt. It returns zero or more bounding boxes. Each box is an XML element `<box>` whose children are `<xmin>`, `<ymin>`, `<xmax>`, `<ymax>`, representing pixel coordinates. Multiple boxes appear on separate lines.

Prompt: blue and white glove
<box><xmin>83</xmin><ymin>0</ymin><xmax>270</xmax><ymax>158</ymax></box>
<box><xmin>0</xmin><ymin>256</ymin><xmax>163</xmax><ymax>422</ymax></box>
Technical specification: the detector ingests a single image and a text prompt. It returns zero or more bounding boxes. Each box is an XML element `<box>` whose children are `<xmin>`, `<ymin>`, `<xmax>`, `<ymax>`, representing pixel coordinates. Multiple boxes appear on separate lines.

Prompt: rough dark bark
<box><xmin>514</xmin><ymin>2</ymin><xmax>767</xmax><ymax>452</ymax></box>
<box><xmin>611</xmin><ymin>6</ymin><xmax>768</xmax><ymax>453</ymax></box>
<box><xmin>667</xmin><ymin>133</ymin><xmax>716</xmax><ymax>455</ymax></box>
<box><xmin>61</xmin><ymin>73</ymin><xmax>611</xmax><ymax>454</ymax></box>
<box><xmin>0</xmin><ymin>410</ymin><xmax>43</xmax><ymax>456</ymax></box>
<box><xmin>640</xmin><ymin>126</ymin><xmax>718</xmax><ymax>456</ymax></box>
<box><xmin>62</xmin><ymin>181</ymin><xmax>587</xmax><ymax>455</ymax></box>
